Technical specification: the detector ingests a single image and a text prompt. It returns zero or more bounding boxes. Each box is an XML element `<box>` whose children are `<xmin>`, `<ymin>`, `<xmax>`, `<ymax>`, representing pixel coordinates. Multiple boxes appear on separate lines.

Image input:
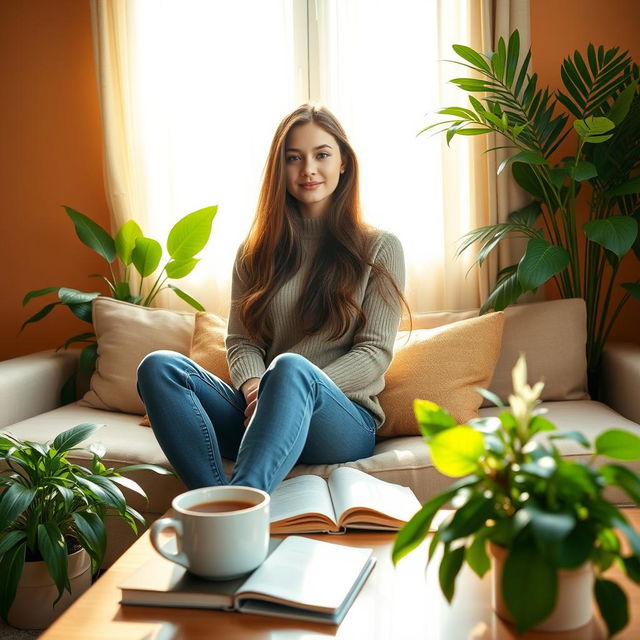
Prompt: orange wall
<box><xmin>1</xmin><ymin>1</ymin><xmax>637</xmax><ymax>364</ymax></box>
<box><xmin>0</xmin><ymin>0</ymin><xmax>110</xmax><ymax>361</ymax></box>
<box><xmin>531</xmin><ymin>0</ymin><xmax>640</xmax><ymax>344</ymax></box>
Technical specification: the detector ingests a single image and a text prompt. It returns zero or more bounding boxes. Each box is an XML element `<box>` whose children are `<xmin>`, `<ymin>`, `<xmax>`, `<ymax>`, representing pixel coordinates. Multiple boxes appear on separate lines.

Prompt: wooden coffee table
<box><xmin>40</xmin><ymin>511</ymin><xmax>640</xmax><ymax>640</ymax></box>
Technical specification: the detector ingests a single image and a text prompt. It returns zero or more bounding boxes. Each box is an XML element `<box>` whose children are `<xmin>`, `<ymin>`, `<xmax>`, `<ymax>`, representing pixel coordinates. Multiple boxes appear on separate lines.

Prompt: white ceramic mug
<box><xmin>150</xmin><ymin>485</ymin><xmax>270</xmax><ymax>580</ymax></box>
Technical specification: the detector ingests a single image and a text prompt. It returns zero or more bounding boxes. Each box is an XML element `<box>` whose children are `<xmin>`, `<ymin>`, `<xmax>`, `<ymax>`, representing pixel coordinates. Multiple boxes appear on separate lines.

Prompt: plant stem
<box><xmin>144</xmin><ymin>274</ymin><xmax>168</xmax><ymax>307</ymax></box>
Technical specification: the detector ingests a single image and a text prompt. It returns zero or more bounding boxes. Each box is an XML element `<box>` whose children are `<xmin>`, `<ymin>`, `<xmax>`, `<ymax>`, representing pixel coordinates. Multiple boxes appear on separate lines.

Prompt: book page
<box><xmin>237</xmin><ymin>536</ymin><xmax>373</xmax><ymax>613</ymax></box>
<box><xmin>327</xmin><ymin>467</ymin><xmax>422</xmax><ymax>529</ymax></box>
<box><xmin>269</xmin><ymin>474</ymin><xmax>338</xmax><ymax>531</ymax></box>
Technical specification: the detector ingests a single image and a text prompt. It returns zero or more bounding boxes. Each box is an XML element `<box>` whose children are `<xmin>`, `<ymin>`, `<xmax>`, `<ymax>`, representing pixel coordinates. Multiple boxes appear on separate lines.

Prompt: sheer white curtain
<box><xmin>91</xmin><ymin>0</ymin><xmax>530</xmax><ymax>316</ymax></box>
<box><xmin>91</xmin><ymin>0</ymin><xmax>301</xmax><ymax>316</ymax></box>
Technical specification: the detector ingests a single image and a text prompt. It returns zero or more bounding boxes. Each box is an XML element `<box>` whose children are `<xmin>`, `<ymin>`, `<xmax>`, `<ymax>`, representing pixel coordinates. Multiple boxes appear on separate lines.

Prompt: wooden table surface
<box><xmin>39</xmin><ymin>511</ymin><xmax>640</xmax><ymax>640</ymax></box>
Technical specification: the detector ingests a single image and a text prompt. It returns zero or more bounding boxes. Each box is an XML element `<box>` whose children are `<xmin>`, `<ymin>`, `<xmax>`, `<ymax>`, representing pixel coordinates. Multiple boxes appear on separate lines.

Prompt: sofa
<box><xmin>2</xmin><ymin>296</ymin><xmax>639</xmax><ymax>567</ymax></box>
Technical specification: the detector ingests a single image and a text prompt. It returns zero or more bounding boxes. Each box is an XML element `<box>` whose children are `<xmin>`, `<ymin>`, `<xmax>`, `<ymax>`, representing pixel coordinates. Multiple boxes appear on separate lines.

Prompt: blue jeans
<box><xmin>136</xmin><ymin>351</ymin><xmax>376</xmax><ymax>493</ymax></box>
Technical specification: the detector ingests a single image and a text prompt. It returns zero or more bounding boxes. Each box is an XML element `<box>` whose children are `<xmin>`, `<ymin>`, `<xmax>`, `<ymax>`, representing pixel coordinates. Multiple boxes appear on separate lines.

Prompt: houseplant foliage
<box><xmin>392</xmin><ymin>355</ymin><xmax>640</xmax><ymax>636</ymax></box>
<box><xmin>426</xmin><ymin>30</ymin><xmax>639</xmax><ymax>387</ymax></box>
<box><xmin>0</xmin><ymin>422</ymin><xmax>172</xmax><ymax>622</ymax></box>
<box><xmin>21</xmin><ymin>205</ymin><xmax>217</xmax><ymax>396</ymax></box>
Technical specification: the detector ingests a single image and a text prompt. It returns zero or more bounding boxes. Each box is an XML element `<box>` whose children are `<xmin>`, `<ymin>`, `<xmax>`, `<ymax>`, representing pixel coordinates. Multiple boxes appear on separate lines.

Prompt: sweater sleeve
<box><xmin>321</xmin><ymin>232</ymin><xmax>405</xmax><ymax>394</ymax></box>
<box><xmin>225</xmin><ymin>246</ymin><xmax>267</xmax><ymax>389</ymax></box>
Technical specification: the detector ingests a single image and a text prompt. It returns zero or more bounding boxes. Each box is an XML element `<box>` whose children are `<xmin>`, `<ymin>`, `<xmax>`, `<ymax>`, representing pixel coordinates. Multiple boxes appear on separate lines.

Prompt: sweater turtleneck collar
<box><xmin>298</xmin><ymin>214</ymin><xmax>327</xmax><ymax>239</ymax></box>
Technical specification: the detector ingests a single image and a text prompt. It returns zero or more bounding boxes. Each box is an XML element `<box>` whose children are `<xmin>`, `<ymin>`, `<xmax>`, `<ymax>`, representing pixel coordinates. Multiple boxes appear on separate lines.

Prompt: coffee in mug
<box><xmin>150</xmin><ymin>486</ymin><xmax>270</xmax><ymax>580</ymax></box>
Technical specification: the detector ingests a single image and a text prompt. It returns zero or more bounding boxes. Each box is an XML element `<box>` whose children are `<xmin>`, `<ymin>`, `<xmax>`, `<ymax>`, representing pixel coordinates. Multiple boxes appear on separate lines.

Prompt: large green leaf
<box><xmin>524</xmin><ymin>505</ymin><xmax>575</xmax><ymax>548</ymax></box>
<box><xmin>595</xmin><ymin>578</ymin><xmax>629</xmax><ymax>637</ymax></box>
<box><xmin>497</xmin><ymin>150</ymin><xmax>548</xmax><ymax>175</ymax></box>
<box><xmin>465</xmin><ymin>530</ymin><xmax>491</xmax><ymax>577</ymax></box>
<box><xmin>574</xmin><ymin>116</ymin><xmax>615</xmax><ymax>143</ymax></box>
<box><xmin>439</xmin><ymin>545</ymin><xmax>465</xmax><ymax>603</ymax></box>
<box><xmin>599</xmin><ymin>464</ymin><xmax>640</xmax><ymax>504</ymax></box>
<box><xmin>58</xmin><ymin>288</ymin><xmax>101</xmax><ymax>306</ymax></box>
<box><xmin>167</xmin><ymin>206</ymin><xmax>217</xmax><ymax>260</ymax></box>
<box><xmin>0</xmin><ymin>484</ymin><xmax>37</xmax><ymax>531</ymax></box>
<box><xmin>517</xmin><ymin>238</ymin><xmax>570</xmax><ymax>289</ymax></box>
<box><xmin>0</xmin><ymin>541</ymin><xmax>26</xmax><ymax>622</ymax></box>
<box><xmin>608</xmin><ymin>81</ymin><xmax>638</xmax><ymax>125</ymax></box>
<box><xmin>37</xmin><ymin>523</ymin><xmax>70</xmax><ymax>601</ymax></box>
<box><xmin>86</xmin><ymin>475</ymin><xmax>127</xmax><ymax>513</ymax></box>
<box><xmin>502</xmin><ymin>544</ymin><xmax>557</xmax><ymax>632</ymax></box>
<box><xmin>165</xmin><ymin>258</ymin><xmax>200</xmax><ymax>279</ymax></box>
<box><xmin>429</xmin><ymin>426</ymin><xmax>484</xmax><ymax>477</ymax></box>
<box><xmin>71</xmin><ymin>511</ymin><xmax>106</xmax><ymax>571</ymax></box>
<box><xmin>567</xmin><ymin>160</ymin><xmax>597</xmax><ymax>181</ymax></box>
<box><xmin>79</xmin><ymin>342</ymin><xmax>98</xmax><ymax>374</ymax></box>
<box><xmin>19</xmin><ymin>301</ymin><xmax>60</xmax><ymax>332</ymax></box>
<box><xmin>52</xmin><ymin>422</ymin><xmax>102</xmax><ymax>453</ymax></box>
<box><xmin>413</xmin><ymin>400</ymin><xmax>456</xmax><ymax>438</ymax></box>
<box><xmin>0</xmin><ymin>531</ymin><xmax>27</xmax><ymax>556</ymax></box>
<box><xmin>392</xmin><ymin>475</ymin><xmax>481</xmax><ymax>564</ymax></box>
<box><xmin>438</xmin><ymin>495</ymin><xmax>495</xmax><ymax>543</ymax></box>
<box><xmin>64</xmin><ymin>206</ymin><xmax>115</xmax><ymax>263</ymax></box>
<box><xmin>595</xmin><ymin>429</ymin><xmax>640</xmax><ymax>460</ymax></box>
<box><xmin>452</xmin><ymin>44</ymin><xmax>491</xmax><ymax>73</ymax></box>
<box><xmin>167</xmin><ymin>284</ymin><xmax>205</xmax><ymax>311</ymax></box>
<box><xmin>480</xmin><ymin>264</ymin><xmax>523</xmax><ymax>313</ymax></box>
<box><xmin>583</xmin><ymin>216</ymin><xmax>637</xmax><ymax>258</ymax></box>
<box><xmin>131</xmin><ymin>237</ymin><xmax>162</xmax><ymax>277</ymax></box>
<box><xmin>115</xmin><ymin>219</ymin><xmax>143</xmax><ymax>265</ymax></box>
<box><xmin>22</xmin><ymin>286</ymin><xmax>60</xmax><ymax>306</ymax></box>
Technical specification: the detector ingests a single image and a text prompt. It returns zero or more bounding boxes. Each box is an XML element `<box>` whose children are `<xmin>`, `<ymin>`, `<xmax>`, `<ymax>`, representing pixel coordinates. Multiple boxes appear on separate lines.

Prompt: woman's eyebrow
<box><xmin>286</xmin><ymin>144</ymin><xmax>333</xmax><ymax>152</ymax></box>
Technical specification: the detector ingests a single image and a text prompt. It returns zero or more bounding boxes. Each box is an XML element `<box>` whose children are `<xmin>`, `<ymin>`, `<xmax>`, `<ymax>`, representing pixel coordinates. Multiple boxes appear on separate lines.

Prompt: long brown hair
<box><xmin>238</xmin><ymin>104</ymin><xmax>407</xmax><ymax>343</ymax></box>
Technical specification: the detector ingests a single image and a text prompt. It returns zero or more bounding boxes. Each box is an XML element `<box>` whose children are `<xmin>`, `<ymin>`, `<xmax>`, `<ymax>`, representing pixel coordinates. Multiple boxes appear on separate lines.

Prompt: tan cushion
<box><xmin>489</xmin><ymin>298</ymin><xmax>588</xmax><ymax>403</ymax></box>
<box><xmin>377</xmin><ymin>312</ymin><xmax>505</xmax><ymax>437</ymax></box>
<box><xmin>189</xmin><ymin>312</ymin><xmax>232</xmax><ymax>384</ymax></box>
<box><xmin>402</xmin><ymin>298</ymin><xmax>588</xmax><ymax>405</ymax></box>
<box><xmin>79</xmin><ymin>298</ymin><xmax>195</xmax><ymax>415</ymax></box>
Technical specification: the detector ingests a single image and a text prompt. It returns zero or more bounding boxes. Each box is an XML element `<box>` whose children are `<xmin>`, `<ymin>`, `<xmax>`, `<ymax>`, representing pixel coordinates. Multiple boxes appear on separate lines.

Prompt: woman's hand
<box><xmin>240</xmin><ymin>377</ymin><xmax>260</xmax><ymax>427</ymax></box>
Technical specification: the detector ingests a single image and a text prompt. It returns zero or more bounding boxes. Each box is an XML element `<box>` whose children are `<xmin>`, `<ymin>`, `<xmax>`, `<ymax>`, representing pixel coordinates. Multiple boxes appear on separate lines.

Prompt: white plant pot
<box><xmin>490</xmin><ymin>543</ymin><xmax>594</xmax><ymax>632</ymax></box>
<box><xmin>7</xmin><ymin>547</ymin><xmax>92</xmax><ymax>630</ymax></box>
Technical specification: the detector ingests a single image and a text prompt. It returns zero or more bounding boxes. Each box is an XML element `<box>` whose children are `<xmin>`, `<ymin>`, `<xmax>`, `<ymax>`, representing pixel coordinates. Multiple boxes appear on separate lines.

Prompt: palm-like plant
<box><xmin>427</xmin><ymin>30</ymin><xmax>640</xmax><ymax>391</ymax></box>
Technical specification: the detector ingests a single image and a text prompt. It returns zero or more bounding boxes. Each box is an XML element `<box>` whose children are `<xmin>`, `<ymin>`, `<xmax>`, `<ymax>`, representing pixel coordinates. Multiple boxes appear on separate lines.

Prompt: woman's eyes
<box><xmin>286</xmin><ymin>153</ymin><xmax>330</xmax><ymax>162</ymax></box>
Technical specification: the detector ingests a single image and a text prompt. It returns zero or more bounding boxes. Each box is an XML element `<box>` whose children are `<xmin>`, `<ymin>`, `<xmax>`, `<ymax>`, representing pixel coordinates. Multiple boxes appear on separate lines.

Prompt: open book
<box><xmin>270</xmin><ymin>466</ymin><xmax>422</xmax><ymax>534</ymax></box>
<box><xmin>119</xmin><ymin>536</ymin><xmax>374</xmax><ymax>625</ymax></box>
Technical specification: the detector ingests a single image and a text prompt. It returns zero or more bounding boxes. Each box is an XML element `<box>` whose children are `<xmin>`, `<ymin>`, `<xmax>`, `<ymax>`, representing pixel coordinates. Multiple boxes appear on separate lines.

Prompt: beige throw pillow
<box><xmin>377</xmin><ymin>312</ymin><xmax>504</xmax><ymax>438</ymax></box>
<box><xmin>401</xmin><ymin>298</ymin><xmax>589</xmax><ymax>405</ymax></box>
<box><xmin>80</xmin><ymin>298</ymin><xmax>195</xmax><ymax>415</ymax></box>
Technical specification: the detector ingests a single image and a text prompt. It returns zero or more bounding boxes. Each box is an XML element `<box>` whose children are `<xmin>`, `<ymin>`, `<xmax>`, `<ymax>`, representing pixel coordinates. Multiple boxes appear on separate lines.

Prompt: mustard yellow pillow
<box><xmin>377</xmin><ymin>312</ymin><xmax>504</xmax><ymax>437</ymax></box>
<box><xmin>189</xmin><ymin>311</ymin><xmax>232</xmax><ymax>384</ymax></box>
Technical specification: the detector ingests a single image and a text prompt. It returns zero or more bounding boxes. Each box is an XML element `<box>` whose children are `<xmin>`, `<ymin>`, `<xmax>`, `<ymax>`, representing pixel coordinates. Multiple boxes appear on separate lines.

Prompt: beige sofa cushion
<box><xmin>403</xmin><ymin>298</ymin><xmax>588</xmax><ymax>405</ymax></box>
<box><xmin>80</xmin><ymin>298</ymin><xmax>195</xmax><ymax>415</ymax></box>
<box><xmin>378</xmin><ymin>312</ymin><xmax>504</xmax><ymax>437</ymax></box>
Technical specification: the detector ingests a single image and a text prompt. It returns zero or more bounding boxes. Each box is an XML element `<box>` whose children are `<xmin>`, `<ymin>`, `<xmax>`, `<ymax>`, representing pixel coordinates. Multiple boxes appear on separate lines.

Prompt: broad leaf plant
<box><xmin>392</xmin><ymin>356</ymin><xmax>640</xmax><ymax>636</ymax></box>
<box><xmin>0</xmin><ymin>423</ymin><xmax>172</xmax><ymax>621</ymax></box>
<box><xmin>21</xmin><ymin>205</ymin><xmax>217</xmax><ymax>398</ymax></box>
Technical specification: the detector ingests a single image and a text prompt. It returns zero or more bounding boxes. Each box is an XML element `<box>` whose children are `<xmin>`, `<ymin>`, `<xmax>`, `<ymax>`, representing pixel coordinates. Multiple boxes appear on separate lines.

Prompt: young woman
<box><xmin>137</xmin><ymin>104</ymin><xmax>406</xmax><ymax>494</ymax></box>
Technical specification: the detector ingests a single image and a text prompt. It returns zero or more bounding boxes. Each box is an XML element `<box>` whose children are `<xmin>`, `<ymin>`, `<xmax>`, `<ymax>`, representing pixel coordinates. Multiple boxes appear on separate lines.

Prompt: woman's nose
<box><xmin>302</xmin><ymin>160</ymin><xmax>316</xmax><ymax>176</ymax></box>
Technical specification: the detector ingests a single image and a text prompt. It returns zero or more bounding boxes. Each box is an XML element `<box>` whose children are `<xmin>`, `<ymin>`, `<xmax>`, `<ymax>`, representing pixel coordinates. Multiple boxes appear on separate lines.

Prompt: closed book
<box><xmin>119</xmin><ymin>536</ymin><xmax>375</xmax><ymax>625</ymax></box>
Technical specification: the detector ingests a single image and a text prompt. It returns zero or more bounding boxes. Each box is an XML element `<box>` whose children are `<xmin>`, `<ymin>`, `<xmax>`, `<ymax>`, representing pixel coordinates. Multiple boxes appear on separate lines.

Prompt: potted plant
<box><xmin>392</xmin><ymin>355</ymin><xmax>640</xmax><ymax>636</ymax></box>
<box><xmin>0</xmin><ymin>422</ymin><xmax>172</xmax><ymax>629</ymax></box>
<box><xmin>20</xmin><ymin>205</ymin><xmax>217</xmax><ymax>399</ymax></box>
<box><xmin>425</xmin><ymin>30</ymin><xmax>639</xmax><ymax>392</ymax></box>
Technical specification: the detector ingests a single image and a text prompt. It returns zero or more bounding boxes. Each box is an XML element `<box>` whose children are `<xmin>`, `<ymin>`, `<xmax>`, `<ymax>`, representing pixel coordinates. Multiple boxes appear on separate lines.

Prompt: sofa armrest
<box><xmin>0</xmin><ymin>350</ymin><xmax>80</xmax><ymax>429</ymax></box>
<box><xmin>600</xmin><ymin>342</ymin><xmax>640</xmax><ymax>425</ymax></box>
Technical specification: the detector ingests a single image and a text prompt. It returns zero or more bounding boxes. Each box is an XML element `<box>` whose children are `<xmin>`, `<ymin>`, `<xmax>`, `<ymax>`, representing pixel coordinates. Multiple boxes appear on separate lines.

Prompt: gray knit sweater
<box><xmin>225</xmin><ymin>216</ymin><xmax>405</xmax><ymax>427</ymax></box>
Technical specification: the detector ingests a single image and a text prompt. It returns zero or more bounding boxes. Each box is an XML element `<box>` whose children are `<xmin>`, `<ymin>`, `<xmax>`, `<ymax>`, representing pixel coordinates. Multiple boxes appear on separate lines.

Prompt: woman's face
<box><xmin>284</xmin><ymin>122</ymin><xmax>344</xmax><ymax>219</ymax></box>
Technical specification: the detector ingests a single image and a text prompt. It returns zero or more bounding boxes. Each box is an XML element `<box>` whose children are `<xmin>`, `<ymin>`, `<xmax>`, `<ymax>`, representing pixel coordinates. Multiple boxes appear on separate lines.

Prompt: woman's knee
<box><xmin>268</xmin><ymin>353</ymin><xmax>315</xmax><ymax>377</ymax></box>
<box><xmin>137</xmin><ymin>350</ymin><xmax>190</xmax><ymax>387</ymax></box>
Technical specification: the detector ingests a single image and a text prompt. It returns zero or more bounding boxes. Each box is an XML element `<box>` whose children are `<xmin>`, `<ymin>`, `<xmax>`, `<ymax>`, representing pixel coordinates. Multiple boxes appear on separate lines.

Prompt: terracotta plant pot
<box><xmin>490</xmin><ymin>543</ymin><xmax>594</xmax><ymax>632</ymax></box>
<box><xmin>7</xmin><ymin>548</ymin><xmax>92</xmax><ymax>630</ymax></box>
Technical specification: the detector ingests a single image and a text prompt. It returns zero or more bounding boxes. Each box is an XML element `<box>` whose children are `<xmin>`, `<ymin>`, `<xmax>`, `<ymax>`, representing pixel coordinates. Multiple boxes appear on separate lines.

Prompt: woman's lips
<box><xmin>301</xmin><ymin>182</ymin><xmax>322</xmax><ymax>190</ymax></box>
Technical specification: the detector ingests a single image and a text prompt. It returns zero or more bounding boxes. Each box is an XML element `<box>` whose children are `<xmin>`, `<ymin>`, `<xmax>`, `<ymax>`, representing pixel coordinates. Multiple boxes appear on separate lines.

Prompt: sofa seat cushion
<box><xmin>4</xmin><ymin>400</ymin><xmax>639</xmax><ymax>507</ymax></box>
